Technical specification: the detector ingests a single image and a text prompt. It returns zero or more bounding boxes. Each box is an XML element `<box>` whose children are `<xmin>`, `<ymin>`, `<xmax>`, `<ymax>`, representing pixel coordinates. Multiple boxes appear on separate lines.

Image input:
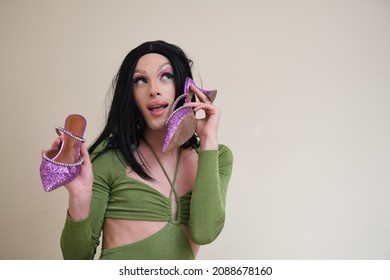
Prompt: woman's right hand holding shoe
<box><xmin>50</xmin><ymin>135</ymin><xmax>93</xmax><ymax>221</ymax></box>
<box><xmin>65</xmin><ymin>143</ymin><xmax>93</xmax><ymax>221</ymax></box>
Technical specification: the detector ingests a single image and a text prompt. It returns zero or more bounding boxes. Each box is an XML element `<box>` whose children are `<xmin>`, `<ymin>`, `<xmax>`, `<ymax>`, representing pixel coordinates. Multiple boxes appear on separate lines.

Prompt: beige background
<box><xmin>1</xmin><ymin>0</ymin><xmax>390</xmax><ymax>259</ymax></box>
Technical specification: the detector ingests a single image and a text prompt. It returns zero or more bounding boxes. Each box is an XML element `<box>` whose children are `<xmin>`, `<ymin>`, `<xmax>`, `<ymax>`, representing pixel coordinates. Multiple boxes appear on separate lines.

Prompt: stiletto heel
<box><xmin>162</xmin><ymin>78</ymin><xmax>217</xmax><ymax>153</ymax></box>
<box><xmin>40</xmin><ymin>114</ymin><xmax>87</xmax><ymax>192</ymax></box>
<box><xmin>184</xmin><ymin>77</ymin><xmax>217</xmax><ymax>103</ymax></box>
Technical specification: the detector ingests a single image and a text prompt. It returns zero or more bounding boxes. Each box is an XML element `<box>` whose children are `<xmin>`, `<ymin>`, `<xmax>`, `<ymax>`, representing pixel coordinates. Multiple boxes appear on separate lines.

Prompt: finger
<box><xmin>185</xmin><ymin>102</ymin><xmax>218</xmax><ymax>113</ymax></box>
<box><xmin>189</xmin><ymin>84</ymin><xmax>211</xmax><ymax>104</ymax></box>
<box><xmin>185</xmin><ymin>102</ymin><xmax>214</xmax><ymax>108</ymax></box>
<box><xmin>79</xmin><ymin>144</ymin><xmax>91</xmax><ymax>166</ymax></box>
<box><xmin>51</xmin><ymin>135</ymin><xmax>64</xmax><ymax>150</ymax></box>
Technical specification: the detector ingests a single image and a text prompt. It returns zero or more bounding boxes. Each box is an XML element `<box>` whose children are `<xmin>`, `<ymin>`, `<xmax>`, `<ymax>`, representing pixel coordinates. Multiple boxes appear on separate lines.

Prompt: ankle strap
<box><xmin>55</xmin><ymin>127</ymin><xmax>86</xmax><ymax>143</ymax></box>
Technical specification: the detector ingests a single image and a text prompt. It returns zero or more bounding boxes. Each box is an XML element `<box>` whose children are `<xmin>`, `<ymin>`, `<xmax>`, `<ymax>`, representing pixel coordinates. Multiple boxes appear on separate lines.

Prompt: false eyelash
<box><xmin>161</xmin><ymin>72</ymin><xmax>175</xmax><ymax>79</ymax></box>
<box><xmin>133</xmin><ymin>75</ymin><xmax>147</xmax><ymax>84</ymax></box>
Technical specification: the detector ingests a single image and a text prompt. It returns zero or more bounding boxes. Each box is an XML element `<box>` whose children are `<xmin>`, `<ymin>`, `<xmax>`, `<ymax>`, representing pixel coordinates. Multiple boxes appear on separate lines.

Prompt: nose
<box><xmin>149</xmin><ymin>81</ymin><xmax>161</xmax><ymax>97</ymax></box>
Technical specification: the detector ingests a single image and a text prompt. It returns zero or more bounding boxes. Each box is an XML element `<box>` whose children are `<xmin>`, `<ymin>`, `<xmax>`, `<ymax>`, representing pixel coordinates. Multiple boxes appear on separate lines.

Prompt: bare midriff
<box><xmin>102</xmin><ymin>218</ymin><xmax>199</xmax><ymax>256</ymax></box>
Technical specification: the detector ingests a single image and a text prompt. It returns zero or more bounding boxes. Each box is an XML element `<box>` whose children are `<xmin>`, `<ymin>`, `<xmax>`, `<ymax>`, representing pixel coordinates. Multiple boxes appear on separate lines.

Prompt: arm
<box><xmin>189</xmin><ymin>145</ymin><xmax>233</xmax><ymax>244</ymax></box>
<box><xmin>186</xmin><ymin>84</ymin><xmax>233</xmax><ymax>244</ymax></box>
<box><xmin>60</xmin><ymin>144</ymin><xmax>110</xmax><ymax>259</ymax></box>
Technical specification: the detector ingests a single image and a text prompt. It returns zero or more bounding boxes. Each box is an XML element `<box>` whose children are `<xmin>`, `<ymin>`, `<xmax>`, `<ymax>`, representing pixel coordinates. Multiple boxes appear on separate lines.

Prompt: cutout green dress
<box><xmin>60</xmin><ymin>140</ymin><xmax>233</xmax><ymax>260</ymax></box>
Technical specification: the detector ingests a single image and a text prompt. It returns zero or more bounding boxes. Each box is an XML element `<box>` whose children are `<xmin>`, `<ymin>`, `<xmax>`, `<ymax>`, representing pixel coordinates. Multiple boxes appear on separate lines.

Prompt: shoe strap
<box><xmin>55</xmin><ymin>127</ymin><xmax>86</xmax><ymax>143</ymax></box>
<box><xmin>42</xmin><ymin>152</ymin><xmax>84</xmax><ymax>167</ymax></box>
<box><xmin>171</xmin><ymin>93</ymin><xmax>188</xmax><ymax>111</ymax></box>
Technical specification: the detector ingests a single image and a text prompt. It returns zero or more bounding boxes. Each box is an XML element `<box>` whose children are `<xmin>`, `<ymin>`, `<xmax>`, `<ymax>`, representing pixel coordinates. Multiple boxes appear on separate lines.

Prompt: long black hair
<box><xmin>88</xmin><ymin>40</ymin><xmax>198</xmax><ymax>180</ymax></box>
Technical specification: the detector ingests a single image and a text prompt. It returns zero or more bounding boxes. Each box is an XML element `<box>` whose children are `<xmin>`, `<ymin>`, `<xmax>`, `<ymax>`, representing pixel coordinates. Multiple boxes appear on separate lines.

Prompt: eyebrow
<box><xmin>134</xmin><ymin>62</ymin><xmax>173</xmax><ymax>75</ymax></box>
<box><xmin>158</xmin><ymin>62</ymin><xmax>173</xmax><ymax>72</ymax></box>
<box><xmin>133</xmin><ymin>69</ymin><xmax>146</xmax><ymax>75</ymax></box>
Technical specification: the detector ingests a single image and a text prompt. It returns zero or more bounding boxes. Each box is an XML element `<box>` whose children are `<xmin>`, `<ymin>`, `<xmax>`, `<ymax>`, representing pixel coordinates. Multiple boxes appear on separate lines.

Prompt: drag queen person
<box><xmin>56</xmin><ymin>40</ymin><xmax>233</xmax><ymax>259</ymax></box>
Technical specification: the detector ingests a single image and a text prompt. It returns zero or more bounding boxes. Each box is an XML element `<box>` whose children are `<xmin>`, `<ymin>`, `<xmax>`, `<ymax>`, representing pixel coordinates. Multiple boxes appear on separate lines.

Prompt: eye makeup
<box><xmin>133</xmin><ymin>63</ymin><xmax>174</xmax><ymax>84</ymax></box>
<box><xmin>132</xmin><ymin>73</ymin><xmax>147</xmax><ymax>85</ymax></box>
<box><xmin>158</xmin><ymin>64</ymin><xmax>174</xmax><ymax>79</ymax></box>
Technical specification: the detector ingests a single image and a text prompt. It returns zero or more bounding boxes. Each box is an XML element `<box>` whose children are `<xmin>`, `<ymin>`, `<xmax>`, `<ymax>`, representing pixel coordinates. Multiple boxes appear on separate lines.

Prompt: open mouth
<box><xmin>148</xmin><ymin>104</ymin><xmax>168</xmax><ymax>111</ymax></box>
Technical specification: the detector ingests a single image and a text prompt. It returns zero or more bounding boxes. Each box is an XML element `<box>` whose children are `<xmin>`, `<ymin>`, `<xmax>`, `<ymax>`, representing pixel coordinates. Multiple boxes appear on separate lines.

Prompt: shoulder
<box><xmin>90</xmin><ymin>138</ymin><xmax>110</xmax><ymax>159</ymax></box>
<box><xmin>218</xmin><ymin>144</ymin><xmax>233</xmax><ymax>165</ymax></box>
<box><xmin>196</xmin><ymin>144</ymin><xmax>233</xmax><ymax>164</ymax></box>
<box><xmin>218</xmin><ymin>144</ymin><xmax>232</xmax><ymax>156</ymax></box>
<box><xmin>89</xmin><ymin>138</ymin><xmax>127</xmax><ymax>171</ymax></box>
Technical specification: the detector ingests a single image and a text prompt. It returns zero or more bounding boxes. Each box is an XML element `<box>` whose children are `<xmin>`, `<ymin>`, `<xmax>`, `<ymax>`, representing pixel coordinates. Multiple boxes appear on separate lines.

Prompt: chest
<box><xmin>127</xmin><ymin>149</ymin><xmax>198</xmax><ymax>199</ymax></box>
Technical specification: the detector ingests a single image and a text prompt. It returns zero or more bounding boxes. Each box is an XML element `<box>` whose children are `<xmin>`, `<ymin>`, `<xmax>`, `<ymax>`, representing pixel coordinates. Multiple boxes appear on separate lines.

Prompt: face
<box><xmin>133</xmin><ymin>53</ymin><xmax>176</xmax><ymax>131</ymax></box>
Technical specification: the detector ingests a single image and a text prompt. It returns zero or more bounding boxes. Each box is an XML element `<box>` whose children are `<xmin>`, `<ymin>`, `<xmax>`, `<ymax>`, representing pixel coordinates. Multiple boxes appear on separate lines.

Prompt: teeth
<box><xmin>149</xmin><ymin>104</ymin><xmax>166</xmax><ymax>110</ymax></box>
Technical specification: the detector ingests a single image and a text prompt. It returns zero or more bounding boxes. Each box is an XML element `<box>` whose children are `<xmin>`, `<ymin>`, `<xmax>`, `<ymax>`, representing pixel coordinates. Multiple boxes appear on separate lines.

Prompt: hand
<box><xmin>185</xmin><ymin>84</ymin><xmax>221</xmax><ymax>150</ymax></box>
<box><xmin>65</xmin><ymin>143</ymin><xmax>93</xmax><ymax>220</ymax></box>
<box><xmin>45</xmin><ymin>135</ymin><xmax>93</xmax><ymax>220</ymax></box>
<box><xmin>64</xmin><ymin>143</ymin><xmax>93</xmax><ymax>196</ymax></box>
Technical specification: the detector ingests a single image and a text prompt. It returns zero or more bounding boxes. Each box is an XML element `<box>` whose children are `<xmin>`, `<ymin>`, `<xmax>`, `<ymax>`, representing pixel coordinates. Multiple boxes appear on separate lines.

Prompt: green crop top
<box><xmin>60</xmin><ymin>140</ymin><xmax>233</xmax><ymax>260</ymax></box>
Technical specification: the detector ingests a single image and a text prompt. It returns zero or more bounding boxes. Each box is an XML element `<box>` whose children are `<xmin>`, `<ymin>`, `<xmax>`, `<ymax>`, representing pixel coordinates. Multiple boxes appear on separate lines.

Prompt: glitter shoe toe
<box><xmin>40</xmin><ymin>114</ymin><xmax>87</xmax><ymax>192</ymax></box>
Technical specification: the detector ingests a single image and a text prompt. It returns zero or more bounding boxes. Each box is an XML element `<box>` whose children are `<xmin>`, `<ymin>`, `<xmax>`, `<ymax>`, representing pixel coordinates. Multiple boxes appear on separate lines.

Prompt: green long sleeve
<box><xmin>189</xmin><ymin>145</ymin><xmax>233</xmax><ymax>244</ymax></box>
<box><xmin>60</xmin><ymin>145</ymin><xmax>113</xmax><ymax>260</ymax></box>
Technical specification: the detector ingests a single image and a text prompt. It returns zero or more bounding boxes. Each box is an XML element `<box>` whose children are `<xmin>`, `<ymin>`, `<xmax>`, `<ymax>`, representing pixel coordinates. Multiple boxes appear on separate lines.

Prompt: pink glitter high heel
<box><xmin>40</xmin><ymin>114</ymin><xmax>87</xmax><ymax>192</ymax></box>
<box><xmin>162</xmin><ymin>78</ymin><xmax>217</xmax><ymax>153</ymax></box>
